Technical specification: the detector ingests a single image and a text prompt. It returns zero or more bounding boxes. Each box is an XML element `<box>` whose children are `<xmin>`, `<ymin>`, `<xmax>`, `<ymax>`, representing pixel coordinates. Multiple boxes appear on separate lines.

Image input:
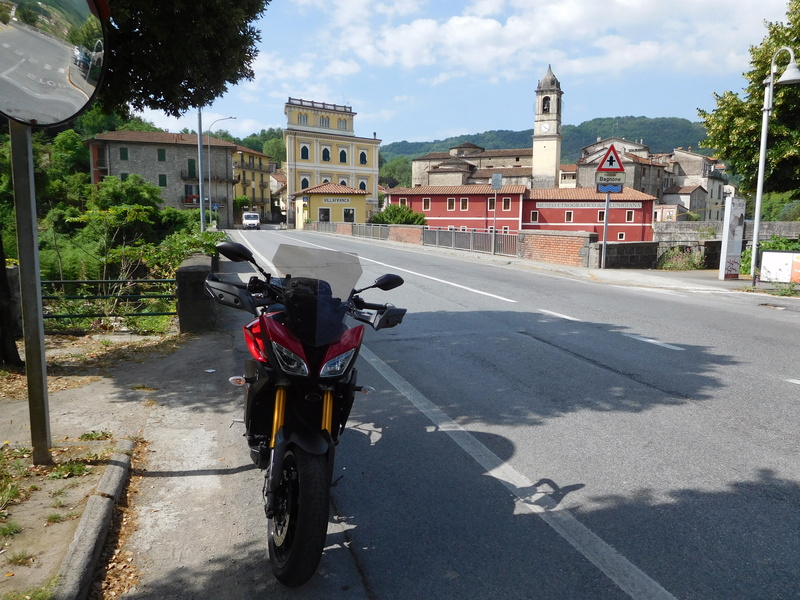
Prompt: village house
<box><xmin>294</xmin><ymin>182</ymin><xmax>370</xmax><ymax>229</ymax></box>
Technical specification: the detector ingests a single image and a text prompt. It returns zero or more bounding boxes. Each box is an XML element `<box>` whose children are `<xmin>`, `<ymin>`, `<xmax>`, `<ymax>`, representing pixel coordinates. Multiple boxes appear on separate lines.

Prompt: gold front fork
<box><xmin>322</xmin><ymin>389</ymin><xmax>334</xmax><ymax>433</ymax></box>
<box><xmin>270</xmin><ymin>386</ymin><xmax>287</xmax><ymax>448</ymax></box>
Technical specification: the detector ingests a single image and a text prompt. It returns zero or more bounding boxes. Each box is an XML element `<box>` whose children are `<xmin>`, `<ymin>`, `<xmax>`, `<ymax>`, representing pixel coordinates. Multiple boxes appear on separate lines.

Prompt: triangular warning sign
<box><xmin>596</xmin><ymin>144</ymin><xmax>625</xmax><ymax>172</ymax></box>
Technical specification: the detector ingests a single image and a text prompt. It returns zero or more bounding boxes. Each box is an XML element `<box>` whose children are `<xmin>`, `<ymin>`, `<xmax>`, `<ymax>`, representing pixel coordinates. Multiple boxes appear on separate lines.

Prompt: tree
<box><xmin>97</xmin><ymin>0</ymin><xmax>270</xmax><ymax>116</ymax></box>
<box><xmin>379</xmin><ymin>156</ymin><xmax>412</xmax><ymax>188</ymax></box>
<box><xmin>263</xmin><ymin>137</ymin><xmax>286</xmax><ymax>165</ymax></box>
<box><xmin>699</xmin><ymin>1</ymin><xmax>800</xmax><ymax>200</ymax></box>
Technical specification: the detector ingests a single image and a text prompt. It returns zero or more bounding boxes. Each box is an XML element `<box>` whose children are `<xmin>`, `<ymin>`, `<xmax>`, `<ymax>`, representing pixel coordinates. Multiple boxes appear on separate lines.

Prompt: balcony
<box><xmin>233</xmin><ymin>160</ymin><xmax>270</xmax><ymax>172</ymax></box>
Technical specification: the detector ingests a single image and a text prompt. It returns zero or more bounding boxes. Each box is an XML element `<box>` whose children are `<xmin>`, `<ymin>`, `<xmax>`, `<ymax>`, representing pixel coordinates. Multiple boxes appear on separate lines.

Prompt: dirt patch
<box><xmin>1</xmin><ymin>331</ymin><xmax>183</xmax><ymax>599</ymax></box>
<box><xmin>1</xmin><ymin>442</ymin><xmax>109</xmax><ymax>597</ymax></box>
<box><xmin>0</xmin><ymin>333</ymin><xmax>183</xmax><ymax>402</ymax></box>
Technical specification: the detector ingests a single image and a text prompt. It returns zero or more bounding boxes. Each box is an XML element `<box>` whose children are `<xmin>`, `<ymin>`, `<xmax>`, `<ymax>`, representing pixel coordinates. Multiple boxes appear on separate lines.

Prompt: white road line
<box><xmin>360</xmin><ymin>345</ymin><xmax>678</xmax><ymax>600</ymax></box>
<box><xmin>787</xmin><ymin>379</ymin><xmax>800</xmax><ymax>385</ymax></box>
<box><xmin>271</xmin><ymin>233</ymin><xmax>518</xmax><ymax>303</ymax></box>
<box><xmin>622</xmin><ymin>334</ymin><xmax>684</xmax><ymax>351</ymax></box>
<box><xmin>539</xmin><ymin>309</ymin><xmax>582</xmax><ymax>321</ymax></box>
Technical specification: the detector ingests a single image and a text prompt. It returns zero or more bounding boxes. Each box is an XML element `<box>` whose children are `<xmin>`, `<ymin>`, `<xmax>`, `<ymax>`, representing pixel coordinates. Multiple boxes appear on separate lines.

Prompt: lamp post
<box><xmin>751</xmin><ymin>46</ymin><xmax>800</xmax><ymax>286</ymax></box>
<box><xmin>207</xmin><ymin>116</ymin><xmax>236</xmax><ymax>226</ymax></box>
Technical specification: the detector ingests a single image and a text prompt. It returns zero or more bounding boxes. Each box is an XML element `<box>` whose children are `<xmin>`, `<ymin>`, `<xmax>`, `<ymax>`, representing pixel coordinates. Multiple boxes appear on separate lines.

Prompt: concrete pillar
<box><xmin>176</xmin><ymin>254</ymin><xmax>214</xmax><ymax>333</ymax></box>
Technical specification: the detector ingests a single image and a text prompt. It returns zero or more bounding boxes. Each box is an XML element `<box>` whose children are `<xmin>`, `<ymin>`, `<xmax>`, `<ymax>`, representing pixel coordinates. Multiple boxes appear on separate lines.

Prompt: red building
<box><xmin>385</xmin><ymin>185</ymin><xmax>655</xmax><ymax>242</ymax></box>
<box><xmin>525</xmin><ymin>187</ymin><xmax>655</xmax><ymax>242</ymax></box>
<box><xmin>386</xmin><ymin>185</ymin><xmax>527</xmax><ymax>232</ymax></box>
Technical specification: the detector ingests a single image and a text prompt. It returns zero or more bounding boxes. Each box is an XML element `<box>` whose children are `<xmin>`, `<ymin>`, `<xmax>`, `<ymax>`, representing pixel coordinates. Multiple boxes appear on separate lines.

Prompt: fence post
<box><xmin>176</xmin><ymin>254</ymin><xmax>214</xmax><ymax>334</ymax></box>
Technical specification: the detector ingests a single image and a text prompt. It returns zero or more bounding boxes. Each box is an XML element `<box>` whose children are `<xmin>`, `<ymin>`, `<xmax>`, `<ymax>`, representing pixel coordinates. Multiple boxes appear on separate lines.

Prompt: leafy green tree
<box><xmin>98</xmin><ymin>0</ymin><xmax>270</xmax><ymax>116</ymax></box>
<box><xmin>699</xmin><ymin>0</ymin><xmax>800</xmax><ymax>200</ymax></box>
<box><xmin>0</xmin><ymin>8</ymin><xmax>10</xmax><ymax>25</ymax></box>
<box><xmin>369</xmin><ymin>204</ymin><xmax>426</xmax><ymax>225</ymax></box>
<box><xmin>49</xmin><ymin>130</ymin><xmax>89</xmax><ymax>179</ymax></box>
<box><xmin>263</xmin><ymin>137</ymin><xmax>286</xmax><ymax>164</ymax></box>
<box><xmin>379</xmin><ymin>156</ymin><xmax>411</xmax><ymax>188</ymax></box>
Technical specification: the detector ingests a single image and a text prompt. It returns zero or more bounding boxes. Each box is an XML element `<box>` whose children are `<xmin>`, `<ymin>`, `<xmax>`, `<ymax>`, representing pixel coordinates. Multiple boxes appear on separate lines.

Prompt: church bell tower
<box><xmin>531</xmin><ymin>65</ymin><xmax>563</xmax><ymax>188</ymax></box>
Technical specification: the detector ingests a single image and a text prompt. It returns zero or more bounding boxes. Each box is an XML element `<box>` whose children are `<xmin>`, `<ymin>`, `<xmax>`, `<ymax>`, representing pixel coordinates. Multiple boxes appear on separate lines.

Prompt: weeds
<box><xmin>657</xmin><ymin>247</ymin><xmax>705</xmax><ymax>271</ymax></box>
<box><xmin>0</xmin><ymin>520</ymin><xmax>21</xmax><ymax>537</ymax></box>
<box><xmin>46</xmin><ymin>461</ymin><xmax>88</xmax><ymax>480</ymax></box>
<box><xmin>6</xmin><ymin>550</ymin><xmax>35</xmax><ymax>566</ymax></box>
<box><xmin>79</xmin><ymin>430</ymin><xmax>113</xmax><ymax>441</ymax></box>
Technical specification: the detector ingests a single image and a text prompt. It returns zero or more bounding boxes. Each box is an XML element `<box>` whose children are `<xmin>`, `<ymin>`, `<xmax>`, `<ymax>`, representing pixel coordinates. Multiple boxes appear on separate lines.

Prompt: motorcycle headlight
<box><xmin>271</xmin><ymin>342</ymin><xmax>309</xmax><ymax>376</ymax></box>
<box><xmin>319</xmin><ymin>349</ymin><xmax>356</xmax><ymax>378</ymax></box>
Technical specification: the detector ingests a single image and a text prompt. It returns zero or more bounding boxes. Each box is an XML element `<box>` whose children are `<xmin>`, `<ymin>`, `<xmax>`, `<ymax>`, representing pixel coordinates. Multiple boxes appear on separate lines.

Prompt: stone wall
<box><xmin>653</xmin><ymin>221</ymin><xmax>800</xmax><ymax>244</ymax></box>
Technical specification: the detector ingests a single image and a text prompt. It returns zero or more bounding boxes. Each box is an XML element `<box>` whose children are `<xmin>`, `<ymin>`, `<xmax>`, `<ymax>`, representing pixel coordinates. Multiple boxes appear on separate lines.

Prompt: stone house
<box><xmin>85</xmin><ymin>131</ymin><xmax>238</xmax><ymax>228</ymax></box>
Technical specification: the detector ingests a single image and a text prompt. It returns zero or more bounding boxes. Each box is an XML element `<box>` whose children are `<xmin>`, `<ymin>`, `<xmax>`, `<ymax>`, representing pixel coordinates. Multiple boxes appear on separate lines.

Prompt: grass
<box><xmin>0</xmin><ymin>520</ymin><xmax>21</xmax><ymax>537</ymax></box>
<box><xmin>6</xmin><ymin>550</ymin><xmax>35</xmax><ymax>566</ymax></box>
<box><xmin>45</xmin><ymin>513</ymin><xmax>64</xmax><ymax>524</ymax></box>
<box><xmin>0</xmin><ymin>577</ymin><xmax>57</xmax><ymax>600</ymax></box>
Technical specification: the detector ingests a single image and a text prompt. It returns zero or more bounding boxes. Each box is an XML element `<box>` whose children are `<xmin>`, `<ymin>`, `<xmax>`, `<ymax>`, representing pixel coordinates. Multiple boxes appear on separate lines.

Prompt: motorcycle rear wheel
<box><xmin>267</xmin><ymin>447</ymin><xmax>330</xmax><ymax>587</ymax></box>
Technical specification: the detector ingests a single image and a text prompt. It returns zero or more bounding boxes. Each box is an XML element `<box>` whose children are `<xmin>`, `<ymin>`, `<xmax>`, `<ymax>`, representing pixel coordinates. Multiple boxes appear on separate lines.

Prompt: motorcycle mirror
<box><xmin>216</xmin><ymin>241</ymin><xmax>255</xmax><ymax>263</ymax></box>
<box><xmin>0</xmin><ymin>0</ymin><xmax>109</xmax><ymax>127</ymax></box>
<box><xmin>374</xmin><ymin>274</ymin><xmax>404</xmax><ymax>291</ymax></box>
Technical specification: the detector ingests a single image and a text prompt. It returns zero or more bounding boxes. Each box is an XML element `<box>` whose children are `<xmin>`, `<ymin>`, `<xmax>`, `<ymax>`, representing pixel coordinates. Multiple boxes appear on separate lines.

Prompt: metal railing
<box><xmin>422</xmin><ymin>228</ymin><xmax>518</xmax><ymax>257</ymax></box>
<box><xmin>40</xmin><ymin>279</ymin><xmax>177</xmax><ymax>320</ymax></box>
<box><xmin>352</xmin><ymin>223</ymin><xmax>389</xmax><ymax>240</ymax></box>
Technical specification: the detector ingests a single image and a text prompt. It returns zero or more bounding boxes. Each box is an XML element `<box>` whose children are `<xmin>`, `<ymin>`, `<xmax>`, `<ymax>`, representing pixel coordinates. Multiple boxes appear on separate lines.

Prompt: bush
<box><xmin>369</xmin><ymin>204</ymin><xmax>426</xmax><ymax>225</ymax></box>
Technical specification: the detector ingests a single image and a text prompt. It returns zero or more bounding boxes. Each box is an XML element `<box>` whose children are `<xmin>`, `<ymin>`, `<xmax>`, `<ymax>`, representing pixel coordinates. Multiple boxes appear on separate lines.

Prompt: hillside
<box><xmin>380</xmin><ymin>116</ymin><xmax>711</xmax><ymax>164</ymax></box>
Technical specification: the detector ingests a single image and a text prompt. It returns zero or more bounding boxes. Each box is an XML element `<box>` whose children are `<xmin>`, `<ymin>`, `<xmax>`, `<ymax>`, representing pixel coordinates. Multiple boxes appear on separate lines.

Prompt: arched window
<box><xmin>359</xmin><ymin>181</ymin><xmax>366</xmax><ymax>191</ymax></box>
<box><xmin>322</xmin><ymin>178</ymin><xmax>330</xmax><ymax>183</ymax></box>
<box><xmin>359</xmin><ymin>151</ymin><xmax>367</xmax><ymax>165</ymax></box>
<box><xmin>322</xmin><ymin>148</ymin><xmax>331</xmax><ymax>162</ymax></box>
<box><xmin>298</xmin><ymin>113</ymin><xmax>308</xmax><ymax>125</ymax></box>
<box><xmin>339</xmin><ymin>150</ymin><xmax>347</xmax><ymax>163</ymax></box>
<box><xmin>300</xmin><ymin>146</ymin><xmax>309</xmax><ymax>160</ymax></box>
<box><xmin>320</xmin><ymin>116</ymin><xmax>330</xmax><ymax>128</ymax></box>
<box><xmin>338</xmin><ymin>118</ymin><xmax>347</xmax><ymax>130</ymax></box>
<box><xmin>340</xmin><ymin>179</ymin><xmax>347</xmax><ymax>186</ymax></box>
<box><xmin>301</xmin><ymin>177</ymin><xmax>309</xmax><ymax>189</ymax></box>
<box><xmin>542</xmin><ymin>96</ymin><xmax>551</xmax><ymax>114</ymax></box>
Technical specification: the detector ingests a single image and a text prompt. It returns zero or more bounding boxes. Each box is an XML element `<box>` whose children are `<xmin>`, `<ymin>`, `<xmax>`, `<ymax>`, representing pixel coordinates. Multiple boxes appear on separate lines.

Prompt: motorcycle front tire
<box><xmin>267</xmin><ymin>446</ymin><xmax>331</xmax><ymax>587</ymax></box>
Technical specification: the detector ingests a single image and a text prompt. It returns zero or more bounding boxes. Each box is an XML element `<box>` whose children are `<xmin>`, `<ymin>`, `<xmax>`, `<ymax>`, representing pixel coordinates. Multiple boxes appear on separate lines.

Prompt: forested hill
<box><xmin>381</xmin><ymin>116</ymin><xmax>711</xmax><ymax>164</ymax></box>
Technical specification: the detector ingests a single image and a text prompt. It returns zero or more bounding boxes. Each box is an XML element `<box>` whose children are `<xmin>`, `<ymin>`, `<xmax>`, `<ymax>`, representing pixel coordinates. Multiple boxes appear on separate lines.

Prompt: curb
<box><xmin>52</xmin><ymin>438</ymin><xmax>136</xmax><ymax>600</ymax></box>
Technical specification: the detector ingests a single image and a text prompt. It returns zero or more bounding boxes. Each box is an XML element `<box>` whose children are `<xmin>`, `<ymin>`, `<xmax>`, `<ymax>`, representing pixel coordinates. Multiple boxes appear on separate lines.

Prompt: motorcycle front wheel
<box><xmin>267</xmin><ymin>447</ymin><xmax>331</xmax><ymax>587</ymax></box>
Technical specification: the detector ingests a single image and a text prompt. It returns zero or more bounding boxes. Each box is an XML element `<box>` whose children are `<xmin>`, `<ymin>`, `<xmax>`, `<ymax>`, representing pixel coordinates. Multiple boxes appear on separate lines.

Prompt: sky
<box><xmin>139</xmin><ymin>0</ymin><xmax>794</xmax><ymax>147</ymax></box>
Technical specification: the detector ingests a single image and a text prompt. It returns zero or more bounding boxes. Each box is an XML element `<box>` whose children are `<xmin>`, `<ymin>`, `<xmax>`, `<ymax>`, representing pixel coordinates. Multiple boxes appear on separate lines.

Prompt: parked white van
<box><xmin>242</xmin><ymin>212</ymin><xmax>260</xmax><ymax>230</ymax></box>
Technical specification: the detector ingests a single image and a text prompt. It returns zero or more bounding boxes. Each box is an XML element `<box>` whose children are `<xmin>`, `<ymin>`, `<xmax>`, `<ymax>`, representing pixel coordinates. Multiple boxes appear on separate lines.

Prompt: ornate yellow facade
<box><xmin>283</xmin><ymin>98</ymin><xmax>380</xmax><ymax>226</ymax></box>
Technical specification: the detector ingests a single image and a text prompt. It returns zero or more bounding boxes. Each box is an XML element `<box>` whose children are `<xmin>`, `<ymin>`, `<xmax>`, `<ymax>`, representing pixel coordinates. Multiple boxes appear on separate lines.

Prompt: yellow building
<box><xmin>295</xmin><ymin>183</ymin><xmax>369</xmax><ymax>229</ymax></box>
<box><xmin>283</xmin><ymin>97</ymin><xmax>380</xmax><ymax>226</ymax></box>
<box><xmin>232</xmin><ymin>145</ymin><xmax>276</xmax><ymax>220</ymax></box>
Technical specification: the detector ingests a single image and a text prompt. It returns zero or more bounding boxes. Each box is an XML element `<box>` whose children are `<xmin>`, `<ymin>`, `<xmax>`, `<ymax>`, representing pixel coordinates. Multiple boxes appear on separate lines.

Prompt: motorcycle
<box><xmin>205</xmin><ymin>241</ymin><xmax>406</xmax><ymax>586</ymax></box>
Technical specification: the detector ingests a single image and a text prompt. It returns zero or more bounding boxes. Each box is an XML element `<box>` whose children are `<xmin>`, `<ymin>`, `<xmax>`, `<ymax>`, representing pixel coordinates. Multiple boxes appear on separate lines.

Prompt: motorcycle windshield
<box><xmin>271</xmin><ymin>244</ymin><xmax>363</xmax><ymax>347</ymax></box>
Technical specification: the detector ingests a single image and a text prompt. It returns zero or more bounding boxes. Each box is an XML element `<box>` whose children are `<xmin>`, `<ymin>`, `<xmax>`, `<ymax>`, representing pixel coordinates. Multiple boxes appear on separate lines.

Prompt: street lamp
<box><xmin>751</xmin><ymin>46</ymin><xmax>800</xmax><ymax>285</ymax></box>
<box><xmin>207</xmin><ymin>116</ymin><xmax>236</xmax><ymax>226</ymax></box>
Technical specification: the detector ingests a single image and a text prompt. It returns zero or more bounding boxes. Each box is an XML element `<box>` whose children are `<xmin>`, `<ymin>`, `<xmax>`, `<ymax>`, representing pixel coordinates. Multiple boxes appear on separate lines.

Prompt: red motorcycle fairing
<box><xmin>321</xmin><ymin>324</ymin><xmax>365</xmax><ymax>368</ymax></box>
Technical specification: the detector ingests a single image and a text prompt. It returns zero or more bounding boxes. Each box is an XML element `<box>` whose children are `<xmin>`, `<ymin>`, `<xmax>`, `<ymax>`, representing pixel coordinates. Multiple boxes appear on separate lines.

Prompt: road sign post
<box><xmin>595</xmin><ymin>144</ymin><xmax>626</xmax><ymax>268</ymax></box>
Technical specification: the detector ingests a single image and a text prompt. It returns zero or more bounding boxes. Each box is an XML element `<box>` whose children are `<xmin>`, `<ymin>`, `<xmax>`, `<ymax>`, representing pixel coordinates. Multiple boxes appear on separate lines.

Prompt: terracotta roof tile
<box><xmin>528</xmin><ymin>187</ymin><xmax>656</xmax><ymax>201</ymax></box>
<box><xmin>386</xmin><ymin>185</ymin><xmax>528</xmax><ymax>195</ymax></box>
<box><xmin>90</xmin><ymin>131</ymin><xmax>237</xmax><ymax>147</ymax></box>
<box><xmin>299</xmin><ymin>182</ymin><xmax>368</xmax><ymax>195</ymax></box>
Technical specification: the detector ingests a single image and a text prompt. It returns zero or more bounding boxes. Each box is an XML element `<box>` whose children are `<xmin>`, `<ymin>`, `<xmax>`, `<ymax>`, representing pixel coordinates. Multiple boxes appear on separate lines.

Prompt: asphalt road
<box><xmin>123</xmin><ymin>230</ymin><xmax>800</xmax><ymax>599</ymax></box>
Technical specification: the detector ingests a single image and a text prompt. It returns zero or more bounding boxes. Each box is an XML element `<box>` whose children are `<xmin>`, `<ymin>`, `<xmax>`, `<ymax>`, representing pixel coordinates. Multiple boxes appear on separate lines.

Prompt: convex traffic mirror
<box><xmin>0</xmin><ymin>0</ymin><xmax>108</xmax><ymax>126</ymax></box>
